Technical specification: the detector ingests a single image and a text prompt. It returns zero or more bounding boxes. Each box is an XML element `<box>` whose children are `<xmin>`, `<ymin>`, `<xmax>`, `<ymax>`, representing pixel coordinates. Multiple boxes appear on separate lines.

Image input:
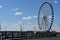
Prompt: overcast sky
<box><xmin>0</xmin><ymin>0</ymin><xmax>60</xmax><ymax>32</ymax></box>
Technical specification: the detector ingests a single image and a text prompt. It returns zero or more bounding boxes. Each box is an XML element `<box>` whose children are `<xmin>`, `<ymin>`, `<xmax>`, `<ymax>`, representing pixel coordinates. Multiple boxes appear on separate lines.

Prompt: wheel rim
<box><xmin>38</xmin><ymin>2</ymin><xmax>54</xmax><ymax>31</ymax></box>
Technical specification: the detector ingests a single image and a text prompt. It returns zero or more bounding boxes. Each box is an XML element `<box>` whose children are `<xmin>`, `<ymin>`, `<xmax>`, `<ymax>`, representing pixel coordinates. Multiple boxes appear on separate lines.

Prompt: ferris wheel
<box><xmin>38</xmin><ymin>2</ymin><xmax>54</xmax><ymax>31</ymax></box>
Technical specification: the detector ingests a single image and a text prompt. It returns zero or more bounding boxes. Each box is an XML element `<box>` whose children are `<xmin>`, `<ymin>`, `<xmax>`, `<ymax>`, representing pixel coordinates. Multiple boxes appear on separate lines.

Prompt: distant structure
<box><xmin>33</xmin><ymin>26</ymin><xmax>36</xmax><ymax>33</ymax></box>
<box><xmin>38</xmin><ymin>2</ymin><xmax>54</xmax><ymax>32</ymax></box>
<box><xmin>0</xmin><ymin>24</ymin><xmax>1</xmax><ymax>31</ymax></box>
<box><xmin>20</xmin><ymin>24</ymin><xmax>22</xmax><ymax>31</ymax></box>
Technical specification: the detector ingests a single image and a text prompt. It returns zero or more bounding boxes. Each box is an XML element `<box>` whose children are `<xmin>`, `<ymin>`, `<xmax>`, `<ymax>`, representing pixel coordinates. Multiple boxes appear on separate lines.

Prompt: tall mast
<box><xmin>20</xmin><ymin>24</ymin><xmax>22</xmax><ymax>31</ymax></box>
